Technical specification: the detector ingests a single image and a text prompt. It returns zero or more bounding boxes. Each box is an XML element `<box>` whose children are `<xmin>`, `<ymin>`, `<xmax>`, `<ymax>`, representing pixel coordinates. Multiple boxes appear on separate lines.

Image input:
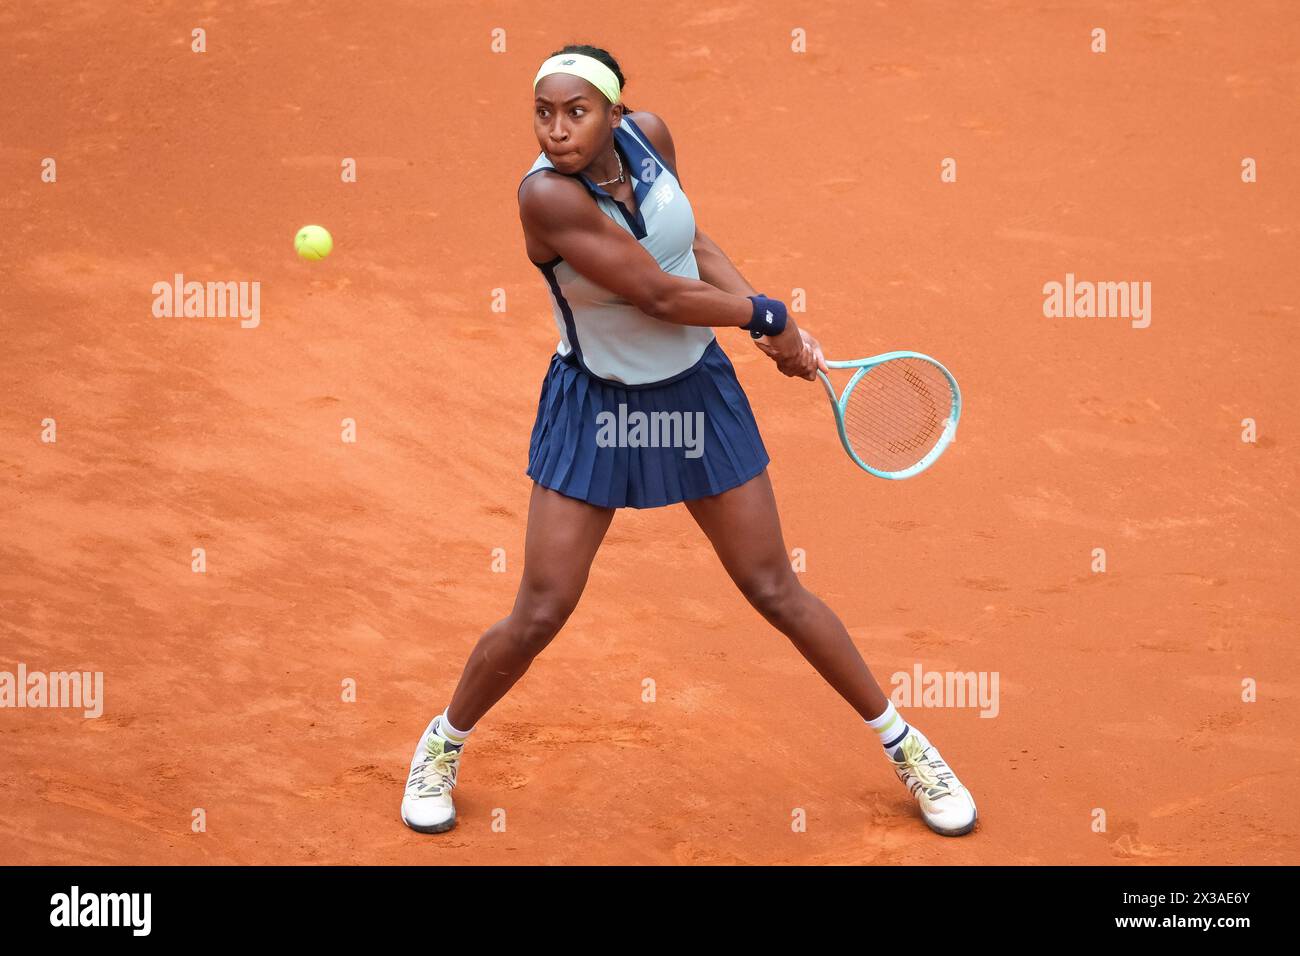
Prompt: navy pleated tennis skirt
<box><xmin>526</xmin><ymin>338</ymin><xmax>770</xmax><ymax>509</ymax></box>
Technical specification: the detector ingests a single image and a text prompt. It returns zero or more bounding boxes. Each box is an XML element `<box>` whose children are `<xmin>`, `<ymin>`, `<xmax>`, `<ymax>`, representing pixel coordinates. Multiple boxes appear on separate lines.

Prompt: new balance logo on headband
<box><xmin>561</xmin><ymin>58</ymin><xmax>576</xmax><ymax>65</ymax></box>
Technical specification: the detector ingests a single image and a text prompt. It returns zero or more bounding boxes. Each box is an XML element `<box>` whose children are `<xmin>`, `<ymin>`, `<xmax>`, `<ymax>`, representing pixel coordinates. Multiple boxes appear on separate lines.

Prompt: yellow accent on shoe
<box><xmin>889</xmin><ymin>733</ymin><xmax>978</xmax><ymax>837</ymax></box>
<box><xmin>892</xmin><ymin>735</ymin><xmax>952</xmax><ymax>798</ymax></box>
<box><xmin>401</xmin><ymin>725</ymin><xmax>463</xmax><ymax>833</ymax></box>
<box><xmin>413</xmin><ymin>736</ymin><xmax>462</xmax><ymax>796</ymax></box>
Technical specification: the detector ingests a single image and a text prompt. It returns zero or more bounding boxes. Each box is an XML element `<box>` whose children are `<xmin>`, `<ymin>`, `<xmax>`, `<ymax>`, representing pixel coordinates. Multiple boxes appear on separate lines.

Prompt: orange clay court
<box><xmin>1</xmin><ymin>2</ymin><xmax>1297</xmax><ymax>865</ymax></box>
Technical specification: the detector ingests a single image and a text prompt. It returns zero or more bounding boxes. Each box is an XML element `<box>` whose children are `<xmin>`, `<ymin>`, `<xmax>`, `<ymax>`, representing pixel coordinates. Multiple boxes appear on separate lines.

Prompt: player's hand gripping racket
<box><xmin>752</xmin><ymin>331</ymin><xmax>963</xmax><ymax>479</ymax></box>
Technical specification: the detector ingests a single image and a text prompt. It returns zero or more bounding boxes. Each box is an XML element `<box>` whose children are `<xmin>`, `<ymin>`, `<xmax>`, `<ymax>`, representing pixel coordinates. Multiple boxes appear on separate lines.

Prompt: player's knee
<box><xmin>739</xmin><ymin>570</ymin><xmax>802</xmax><ymax>623</ymax></box>
<box><xmin>509</xmin><ymin>598</ymin><xmax>576</xmax><ymax>656</ymax></box>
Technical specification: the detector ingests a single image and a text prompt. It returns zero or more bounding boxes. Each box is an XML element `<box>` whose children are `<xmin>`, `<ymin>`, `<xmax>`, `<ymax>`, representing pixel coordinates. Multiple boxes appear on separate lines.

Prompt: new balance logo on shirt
<box><xmin>653</xmin><ymin>181</ymin><xmax>675</xmax><ymax>212</ymax></box>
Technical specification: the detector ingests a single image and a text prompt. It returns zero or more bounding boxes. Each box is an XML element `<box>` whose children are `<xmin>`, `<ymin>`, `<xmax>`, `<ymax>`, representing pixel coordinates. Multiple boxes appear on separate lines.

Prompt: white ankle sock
<box><xmin>434</xmin><ymin>708</ymin><xmax>474</xmax><ymax>745</ymax></box>
<box><xmin>865</xmin><ymin>701</ymin><xmax>913</xmax><ymax>754</ymax></box>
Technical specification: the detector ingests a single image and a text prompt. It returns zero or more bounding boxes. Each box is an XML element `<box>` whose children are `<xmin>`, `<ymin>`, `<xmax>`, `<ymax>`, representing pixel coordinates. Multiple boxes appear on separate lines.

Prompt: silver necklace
<box><xmin>594</xmin><ymin>148</ymin><xmax>625</xmax><ymax>187</ymax></box>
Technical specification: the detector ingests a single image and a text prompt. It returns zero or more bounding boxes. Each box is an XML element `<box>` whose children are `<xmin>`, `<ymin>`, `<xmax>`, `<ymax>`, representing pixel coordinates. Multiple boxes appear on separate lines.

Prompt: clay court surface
<box><xmin>2</xmin><ymin>2</ymin><xmax>1297</xmax><ymax>865</ymax></box>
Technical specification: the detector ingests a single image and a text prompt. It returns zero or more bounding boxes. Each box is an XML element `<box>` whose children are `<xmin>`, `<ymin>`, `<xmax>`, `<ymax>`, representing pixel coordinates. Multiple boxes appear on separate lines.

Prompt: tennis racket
<box><xmin>815</xmin><ymin>351</ymin><xmax>962</xmax><ymax>478</ymax></box>
<box><xmin>753</xmin><ymin>332</ymin><xmax>962</xmax><ymax>479</ymax></box>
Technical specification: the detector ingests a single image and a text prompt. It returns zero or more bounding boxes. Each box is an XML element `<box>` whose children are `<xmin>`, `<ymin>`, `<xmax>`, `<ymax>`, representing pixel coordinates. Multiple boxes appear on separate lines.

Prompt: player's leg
<box><xmin>446</xmin><ymin>483</ymin><xmax>616</xmax><ymax>729</ymax></box>
<box><xmin>684</xmin><ymin>469</ymin><xmax>978</xmax><ymax>836</ymax></box>
<box><xmin>683</xmin><ymin>470</ymin><xmax>890</xmax><ymax>720</ymax></box>
<box><xmin>401</xmin><ymin>483</ymin><xmax>614</xmax><ymax>833</ymax></box>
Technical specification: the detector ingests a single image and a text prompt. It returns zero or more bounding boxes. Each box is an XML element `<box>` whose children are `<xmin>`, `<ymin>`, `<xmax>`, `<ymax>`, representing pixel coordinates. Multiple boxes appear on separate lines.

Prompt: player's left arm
<box><xmin>693</xmin><ymin>229</ymin><xmax>759</xmax><ymax>296</ymax></box>
<box><xmin>629</xmin><ymin>110</ymin><xmax>758</xmax><ymax>296</ymax></box>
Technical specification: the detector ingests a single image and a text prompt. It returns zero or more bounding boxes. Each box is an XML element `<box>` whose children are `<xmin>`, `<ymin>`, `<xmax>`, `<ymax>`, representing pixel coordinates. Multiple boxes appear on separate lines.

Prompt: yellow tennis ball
<box><xmin>294</xmin><ymin>224</ymin><xmax>333</xmax><ymax>261</ymax></box>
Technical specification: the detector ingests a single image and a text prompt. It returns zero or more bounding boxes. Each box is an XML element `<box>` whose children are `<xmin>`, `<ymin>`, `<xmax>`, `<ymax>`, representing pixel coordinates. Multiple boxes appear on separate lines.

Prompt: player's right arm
<box><xmin>517</xmin><ymin>172</ymin><xmax>753</xmax><ymax>331</ymax></box>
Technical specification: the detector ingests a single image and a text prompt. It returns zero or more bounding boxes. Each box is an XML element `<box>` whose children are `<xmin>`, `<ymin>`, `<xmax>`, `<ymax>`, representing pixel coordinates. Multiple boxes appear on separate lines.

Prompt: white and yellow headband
<box><xmin>533</xmin><ymin>52</ymin><xmax>622</xmax><ymax>105</ymax></box>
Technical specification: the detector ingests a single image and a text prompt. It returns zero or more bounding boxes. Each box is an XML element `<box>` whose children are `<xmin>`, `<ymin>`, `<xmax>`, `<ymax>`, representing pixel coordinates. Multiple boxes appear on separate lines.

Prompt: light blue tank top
<box><xmin>520</xmin><ymin>115</ymin><xmax>717</xmax><ymax>386</ymax></box>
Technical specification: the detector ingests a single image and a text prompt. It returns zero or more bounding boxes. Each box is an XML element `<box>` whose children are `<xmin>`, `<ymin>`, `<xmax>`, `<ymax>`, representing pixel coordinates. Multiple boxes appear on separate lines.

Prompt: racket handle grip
<box><xmin>749</xmin><ymin>330</ymin><xmax>763</xmax><ymax>340</ymax></box>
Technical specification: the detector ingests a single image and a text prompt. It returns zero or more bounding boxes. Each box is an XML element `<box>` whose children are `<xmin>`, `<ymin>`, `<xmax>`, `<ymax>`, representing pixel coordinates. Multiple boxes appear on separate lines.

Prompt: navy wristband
<box><xmin>744</xmin><ymin>294</ymin><xmax>788</xmax><ymax>337</ymax></box>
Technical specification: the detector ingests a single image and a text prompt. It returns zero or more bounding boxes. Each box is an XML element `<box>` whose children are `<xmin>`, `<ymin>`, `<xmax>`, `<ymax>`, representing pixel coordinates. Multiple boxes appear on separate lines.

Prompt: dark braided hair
<box><xmin>546</xmin><ymin>43</ymin><xmax>629</xmax><ymax>111</ymax></box>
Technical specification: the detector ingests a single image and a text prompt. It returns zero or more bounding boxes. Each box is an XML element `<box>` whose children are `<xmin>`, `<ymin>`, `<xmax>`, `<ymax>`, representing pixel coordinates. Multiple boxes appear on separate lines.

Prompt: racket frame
<box><xmin>817</xmin><ymin>351</ymin><xmax>962</xmax><ymax>480</ymax></box>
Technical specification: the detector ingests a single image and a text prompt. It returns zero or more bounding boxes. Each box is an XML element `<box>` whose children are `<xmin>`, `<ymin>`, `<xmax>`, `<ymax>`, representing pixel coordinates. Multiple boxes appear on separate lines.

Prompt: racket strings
<box><xmin>846</xmin><ymin>370</ymin><xmax>944</xmax><ymax>452</ymax></box>
<box><xmin>847</xmin><ymin>368</ymin><xmax>941</xmax><ymax>440</ymax></box>
<box><xmin>840</xmin><ymin>358</ymin><xmax>951</xmax><ymax>473</ymax></box>
<box><xmin>846</xmin><ymin>385</ymin><xmax>941</xmax><ymax>451</ymax></box>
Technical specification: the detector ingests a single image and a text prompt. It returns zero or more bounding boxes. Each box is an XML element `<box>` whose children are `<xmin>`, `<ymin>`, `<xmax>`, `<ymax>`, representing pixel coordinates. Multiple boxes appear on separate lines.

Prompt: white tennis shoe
<box><xmin>889</xmin><ymin>729</ymin><xmax>978</xmax><ymax>836</ymax></box>
<box><xmin>401</xmin><ymin>718</ymin><xmax>463</xmax><ymax>834</ymax></box>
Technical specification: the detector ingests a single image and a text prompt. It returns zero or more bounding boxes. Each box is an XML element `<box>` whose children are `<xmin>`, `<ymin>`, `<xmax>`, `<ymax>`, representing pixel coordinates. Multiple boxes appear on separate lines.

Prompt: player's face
<box><xmin>534</xmin><ymin>75</ymin><xmax>617</xmax><ymax>175</ymax></box>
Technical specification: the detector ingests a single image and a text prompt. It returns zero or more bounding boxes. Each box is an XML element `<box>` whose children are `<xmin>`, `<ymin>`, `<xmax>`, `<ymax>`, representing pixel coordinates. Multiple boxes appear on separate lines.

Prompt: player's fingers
<box><xmin>774</xmin><ymin>351</ymin><xmax>800</xmax><ymax>369</ymax></box>
<box><xmin>790</xmin><ymin>356</ymin><xmax>815</xmax><ymax>381</ymax></box>
<box><xmin>798</xmin><ymin>346</ymin><xmax>817</xmax><ymax>377</ymax></box>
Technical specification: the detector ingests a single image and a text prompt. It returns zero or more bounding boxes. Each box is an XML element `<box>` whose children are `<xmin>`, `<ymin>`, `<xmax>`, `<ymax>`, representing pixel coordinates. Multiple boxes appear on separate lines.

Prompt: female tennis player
<box><xmin>401</xmin><ymin>44</ymin><xmax>978</xmax><ymax>839</ymax></box>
